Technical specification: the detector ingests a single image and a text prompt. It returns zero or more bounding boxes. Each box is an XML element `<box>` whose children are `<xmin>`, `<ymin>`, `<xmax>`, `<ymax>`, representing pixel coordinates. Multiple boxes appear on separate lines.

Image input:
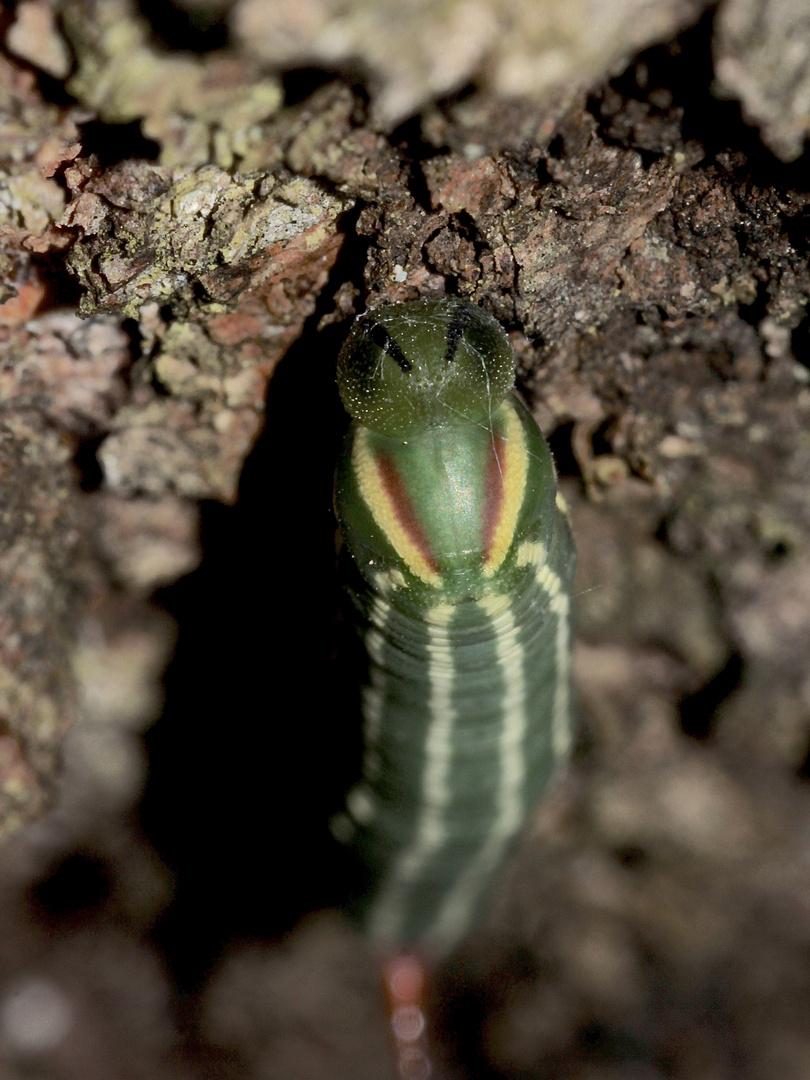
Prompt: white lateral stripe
<box><xmin>429</xmin><ymin>598</ymin><xmax>525</xmax><ymax>944</ymax></box>
<box><xmin>550</xmin><ymin>590</ymin><xmax>571</xmax><ymax>758</ymax></box>
<box><xmin>368</xmin><ymin>609</ymin><xmax>457</xmax><ymax>940</ymax></box>
<box><xmin>349</xmin><ymin>595</ymin><xmax>391</xmax><ymax>828</ymax></box>
<box><xmin>361</xmin><ymin>676</ymin><xmax>384</xmax><ymax>782</ymax></box>
<box><xmin>346</xmin><ymin>784</ymin><xmax>376</xmax><ymax>823</ymax></box>
<box><xmin>520</xmin><ymin>539</ymin><xmax>571</xmax><ymax>760</ymax></box>
<box><xmin>534</xmin><ymin>565</ymin><xmax>571</xmax><ymax>760</ymax></box>
<box><xmin>363</xmin><ymin>596</ymin><xmax>390</xmax><ymax>751</ymax></box>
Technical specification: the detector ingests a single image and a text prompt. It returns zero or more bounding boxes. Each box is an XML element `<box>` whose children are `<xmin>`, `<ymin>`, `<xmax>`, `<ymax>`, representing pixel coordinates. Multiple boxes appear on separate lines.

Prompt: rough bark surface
<box><xmin>1</xmin><ymin>0</ymin><xmax>810</xmax><ymax>1078</ymax></box>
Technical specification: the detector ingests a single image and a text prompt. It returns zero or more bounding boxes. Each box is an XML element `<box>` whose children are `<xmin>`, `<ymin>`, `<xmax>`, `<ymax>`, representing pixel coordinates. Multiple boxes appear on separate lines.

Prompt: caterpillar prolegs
<box><xmin>333</xmin><ymin>298</ymin><xmax>575</xmax><ymax>955</ymax></box>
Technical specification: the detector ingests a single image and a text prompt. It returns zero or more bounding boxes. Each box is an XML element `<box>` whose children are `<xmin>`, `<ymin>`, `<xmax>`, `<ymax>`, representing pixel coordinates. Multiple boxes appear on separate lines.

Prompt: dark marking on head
<box><xmin>368</xmin><ymin>321</ymin><xmax>412</xmax><ymax>373</ymax></box>
<box><xmin>444</xmin><ymin>303</ymin><xmax>473</xmax><ymax>364</ymax></box>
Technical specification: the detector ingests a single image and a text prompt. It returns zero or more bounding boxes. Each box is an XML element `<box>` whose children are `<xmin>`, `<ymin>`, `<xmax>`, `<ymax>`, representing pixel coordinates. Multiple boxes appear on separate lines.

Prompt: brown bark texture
<box><xmin>2</xmin><ymin>0</ymin><xmax>810</xmax><ymax>1077</ymax></box>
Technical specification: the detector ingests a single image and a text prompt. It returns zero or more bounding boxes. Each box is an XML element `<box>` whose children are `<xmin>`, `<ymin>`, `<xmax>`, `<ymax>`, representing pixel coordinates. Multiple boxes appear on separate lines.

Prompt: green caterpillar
<box><xmin>334</xmin><ymin>297</ymin><xmax>575</xmax><ymax>954</ymax></box>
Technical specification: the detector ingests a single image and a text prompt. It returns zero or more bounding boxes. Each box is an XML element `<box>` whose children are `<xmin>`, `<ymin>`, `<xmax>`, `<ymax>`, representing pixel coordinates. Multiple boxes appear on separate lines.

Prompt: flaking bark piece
<box><xmin>0</xmin><ymin>312</ymin><xmax>129</xmax><ymax>434</ymax></box>
<box><xmin>65</xmin><ymin>163</ymin><xmax>350</xmax><ymax>319</ymax></box>
<box><xmin>66</xmin><ymin>163</ymin><xmax>349</xmax><ymax>502</ymax></box>
<box><xmin>715</xmin><ymin>0</ymin><xmax>810</xmax><ymax>162</ymax></box>
<box><xmin>6</xmin><ymin>0</ymin><xmax>72</xmax><ymax>79</ymax></box>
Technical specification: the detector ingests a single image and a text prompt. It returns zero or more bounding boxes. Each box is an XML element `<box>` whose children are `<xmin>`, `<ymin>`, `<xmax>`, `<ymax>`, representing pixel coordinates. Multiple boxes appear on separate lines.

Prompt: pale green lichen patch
<box><xmin>61</xmin><ymin>0</ymin><xmax>282</xmax><ymax>168</ymax></box>
<box><xmin>63</xmin><ymin>161</ymin><xmax>349</xmax><ymax>502</ymax></box>
<box><xmin>2</xmin><ymin>171</ymin><xmax>66</xmax><ymax>236</ymax></box>
<box><xmin>0</xmin><ymin>54</ymin><xmax>83</xmax><ymax>301</ymax></box>
<box><xmin>65</xmin><ymin>163</ymin><xmax>351</xmax><ymax>318</ymax></box>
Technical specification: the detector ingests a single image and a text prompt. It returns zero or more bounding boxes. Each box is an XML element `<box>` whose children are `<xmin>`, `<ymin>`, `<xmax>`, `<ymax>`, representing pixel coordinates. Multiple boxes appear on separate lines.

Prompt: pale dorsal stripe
<box><xmin>345</xmin><ymin>594</ymin><xmax>392</xmax><ymax>829</ymax></box>
<box><xmin>367</xmin><ymin>604</ymin><xmax>457</xmax><ymax>941</ymax></box>
<box><xmin>428</xmin><ymin>594</ymin><xmax>526</xmax><ymax>946</ymax></box>
<box><xmin>360</xmin><ymin>593</ymin><xmax>392</xmax><ymax>785</ymax></box>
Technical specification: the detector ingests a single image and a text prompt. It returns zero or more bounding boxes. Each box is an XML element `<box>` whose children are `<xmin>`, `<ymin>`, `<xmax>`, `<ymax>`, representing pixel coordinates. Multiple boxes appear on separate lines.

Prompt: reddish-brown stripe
<box><xmin>376</xmin><ymin>451</ymin><xmax>440</xmax><ymax>576</ymax></box>
<box><xmin>481</xmin><ymin>429</ymin><xmax>507</xmax><ymax>561</ymax></box>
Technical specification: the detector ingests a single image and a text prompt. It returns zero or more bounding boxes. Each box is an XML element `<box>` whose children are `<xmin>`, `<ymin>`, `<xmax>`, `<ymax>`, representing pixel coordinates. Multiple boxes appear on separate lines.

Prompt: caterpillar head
<box><xmin>337</xmin><ymin>298</ymin><xmax>516</xmax><ymax>438</ymax></box>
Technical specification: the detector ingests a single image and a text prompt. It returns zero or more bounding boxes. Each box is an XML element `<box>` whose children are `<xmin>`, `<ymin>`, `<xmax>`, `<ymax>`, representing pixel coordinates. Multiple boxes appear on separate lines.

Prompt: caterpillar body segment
<box><xmin>334</xmin><ymin>298</ymin><xmax>575</xmax><ymax>952</ymax></box>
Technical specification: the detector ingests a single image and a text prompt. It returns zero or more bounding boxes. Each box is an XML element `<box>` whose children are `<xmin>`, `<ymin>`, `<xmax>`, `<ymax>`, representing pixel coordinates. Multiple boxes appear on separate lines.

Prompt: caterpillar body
<box><xmin>334</xmin><ymin>298</ymin><xmax>575</xmax><ymax>954</ymax></box>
